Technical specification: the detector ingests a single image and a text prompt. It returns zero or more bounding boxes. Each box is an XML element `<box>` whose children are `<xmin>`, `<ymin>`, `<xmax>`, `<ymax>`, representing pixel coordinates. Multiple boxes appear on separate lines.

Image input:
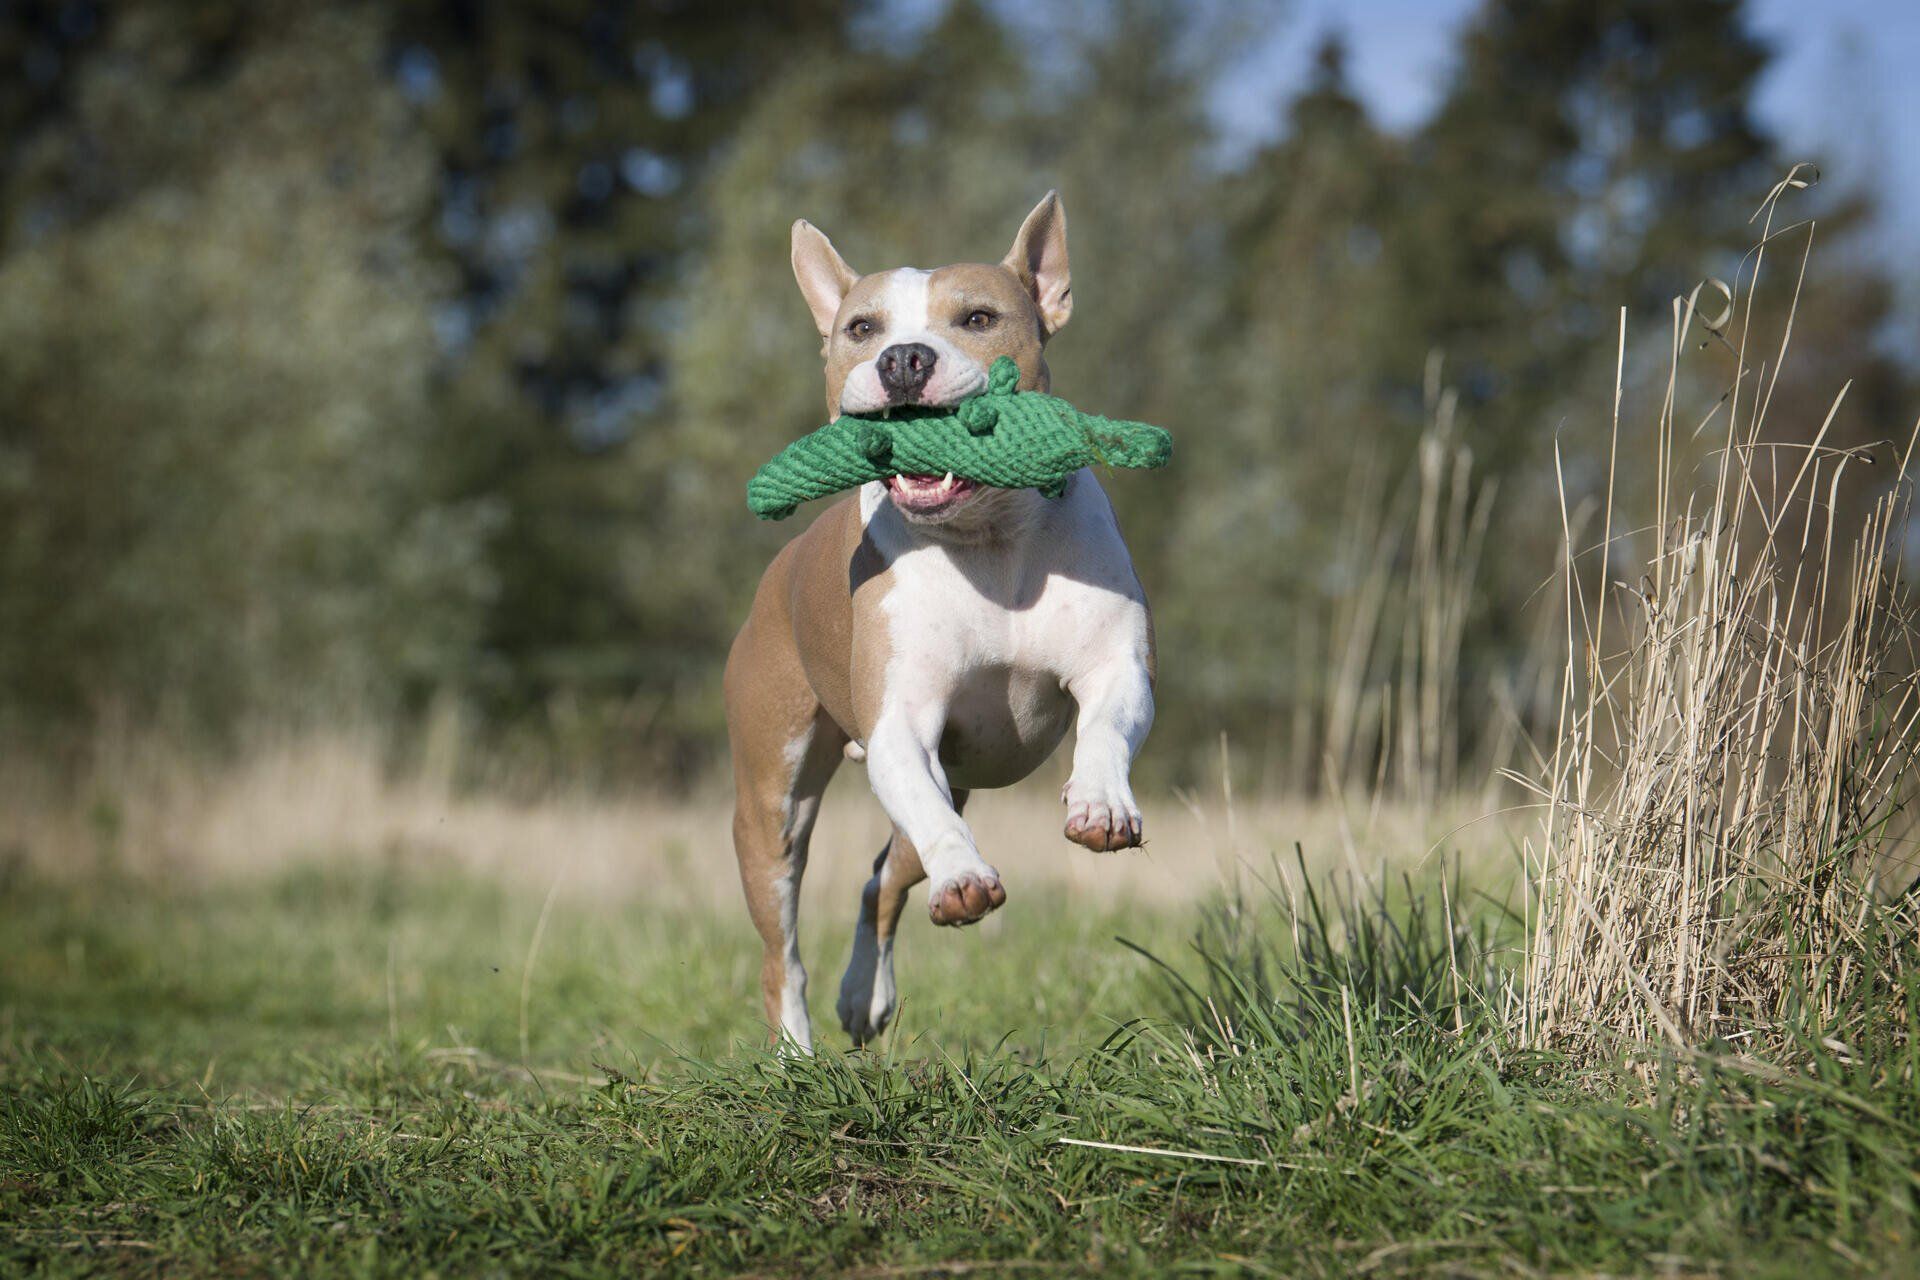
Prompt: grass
<box><xmin>5</xmin><ymin>853</ymin><xmax>1919</xmax><ymax>1277</ymax></box>
<box><xmin>1518</xmin><ymin>173</ymin><xmax>1920</xmax><ymax>1065</ymax></box>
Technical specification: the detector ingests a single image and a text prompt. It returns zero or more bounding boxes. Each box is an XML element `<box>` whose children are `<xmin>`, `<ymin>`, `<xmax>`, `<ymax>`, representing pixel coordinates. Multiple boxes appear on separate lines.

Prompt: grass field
<box><xmin>4</xmin><ymin>777</ymin><xmax>1918</xmax><ymax>1278</ymax></box>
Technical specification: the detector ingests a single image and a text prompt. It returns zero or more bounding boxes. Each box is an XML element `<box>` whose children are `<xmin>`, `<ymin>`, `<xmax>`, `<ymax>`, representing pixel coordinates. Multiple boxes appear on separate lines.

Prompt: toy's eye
<box><xmin>845</xmin><ymin>317</ymin><xmax>877</xmax><ymax>340</ymax></box>
<box><xmin>963</xmin><ymin>309</ymin><xmax>997</xmax><ymax>331</ymax></box>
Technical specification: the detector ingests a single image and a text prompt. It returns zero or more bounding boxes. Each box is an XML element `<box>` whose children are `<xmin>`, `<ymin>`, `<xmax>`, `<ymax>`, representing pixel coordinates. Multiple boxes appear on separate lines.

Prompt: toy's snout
<box><xmin>876</xmin><ymin>343</ymin><xmax>938</xmax><ymax>404</ymax></box>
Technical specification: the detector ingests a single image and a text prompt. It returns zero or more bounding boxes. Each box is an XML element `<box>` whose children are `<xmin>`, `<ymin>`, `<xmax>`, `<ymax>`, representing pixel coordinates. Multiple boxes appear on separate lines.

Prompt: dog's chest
<box><xmin>882</xmin><ymin>551</ymin><xmax>1080</xmax><ymax>786</ymax></box>
<box><xmin>863</xmin><ymin>480</ymin><xmax>1146</xmax><ymax>787</ymax></box>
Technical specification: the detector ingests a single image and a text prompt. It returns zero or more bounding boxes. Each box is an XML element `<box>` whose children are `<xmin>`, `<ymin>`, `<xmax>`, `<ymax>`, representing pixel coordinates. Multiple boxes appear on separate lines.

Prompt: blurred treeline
<box><xmin>1</xmin><ymin>0</ymin><xmax>1911</xmax><ymax>793</ymax></box>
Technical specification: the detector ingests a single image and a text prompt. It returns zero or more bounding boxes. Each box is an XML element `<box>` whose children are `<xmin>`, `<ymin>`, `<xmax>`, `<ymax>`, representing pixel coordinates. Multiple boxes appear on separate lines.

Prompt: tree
<box><xmin>1153</xmin><ymin>33</ymin><xmax>1412</xmax><ymax>784</ymax></box>
<box><xmin>382</xmin><ymin>0</ymin><xmax>856</xmax><ymax>779</ymax></box>
<box><xmin>1384</xmin><ymin>0</ymin><xmax>1775</xmax><ymax>737</ymax></box>
<box><xmin>1402</xmin><ymin>0</ymin><xmax>1774</xmax><ymax>451</ymax></box>
<box><xmin>0</xmin><ymin>6</ymin><xmax>497</xmax><ymax>743</ymax></box>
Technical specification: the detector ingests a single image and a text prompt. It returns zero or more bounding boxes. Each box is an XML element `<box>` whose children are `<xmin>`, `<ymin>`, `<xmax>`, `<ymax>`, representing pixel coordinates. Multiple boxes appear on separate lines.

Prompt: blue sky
<box><xmin>1211</xmin><ymin>0</ymin><xmax>1920</xmax><ymax>252</ymax></box>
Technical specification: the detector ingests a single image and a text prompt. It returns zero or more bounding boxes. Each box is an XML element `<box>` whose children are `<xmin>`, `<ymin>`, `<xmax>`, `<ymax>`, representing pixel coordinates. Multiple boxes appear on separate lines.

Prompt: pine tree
<box><xmin>1390</xmin><ymin>0</ymin><xmax>1771</xmax><ymax>647</ymax></box>
<box><xmin>1157</xmin><ymin>32</ymin><xmax>1410</xmax><ymax>784</ymax></box>
<box><xmin>1402</xmin><ymin>0</ymin><xmax>1773</xmax><ymax>446</ymax></box>
<box><xmin>1397</xmin><ymin>0</ymin><xmax>1906</xmax><ymax>764</ymax></box>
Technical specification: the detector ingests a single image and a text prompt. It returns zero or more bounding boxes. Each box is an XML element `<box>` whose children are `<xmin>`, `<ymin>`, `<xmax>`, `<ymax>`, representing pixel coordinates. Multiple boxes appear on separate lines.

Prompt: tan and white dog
<box><xmin>725</xmin><ymin>192</ymin><xmax>1155</xmax><ymax>1050</ymax></box>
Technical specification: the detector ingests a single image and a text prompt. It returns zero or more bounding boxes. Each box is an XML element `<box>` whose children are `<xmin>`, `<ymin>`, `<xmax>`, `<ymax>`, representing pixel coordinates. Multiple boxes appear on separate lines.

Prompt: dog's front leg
<box><xmin>1062</xmin><ymin>658</ymin><xmax>1154</xmax><ymax>851</ymax></box>
<box><xmin>865</xmin><ymin>702</ymin><xmax>1006</xmax><ymax>925</ymax></box>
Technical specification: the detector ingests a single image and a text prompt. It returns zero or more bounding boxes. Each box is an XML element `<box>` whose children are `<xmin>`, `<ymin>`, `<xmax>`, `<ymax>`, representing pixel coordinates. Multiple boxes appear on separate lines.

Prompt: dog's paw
<box><xmin>927</xmin><ymin>870</ymin><xmax>1006</xmax><ymax>926</ymax></box>
<box><xmin>837</xmin><ymin>925</ymin><xmax>896</xmax><ymax>1047</ymax></box>
<box><xmin>838</xmin><ymin>998</ymin><xmax>891</xmax><ymax>1046</ymax></box>
<box><xmin>837</xmin><ymin>979</ymin><xmax>894</xmax><ymax>1046</ymax></box>
<box><xmin>1062</xmin><ymin>782</ymin><xmax>1143</xmax><ymax>852</ymax></box>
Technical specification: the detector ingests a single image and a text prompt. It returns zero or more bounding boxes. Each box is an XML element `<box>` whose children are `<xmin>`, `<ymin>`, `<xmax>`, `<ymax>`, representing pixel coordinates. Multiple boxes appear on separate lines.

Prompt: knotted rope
<box><xmin>747</xmin><ymin>357</ymin><xmax>1172</xmax><ymax>520</ymax></box>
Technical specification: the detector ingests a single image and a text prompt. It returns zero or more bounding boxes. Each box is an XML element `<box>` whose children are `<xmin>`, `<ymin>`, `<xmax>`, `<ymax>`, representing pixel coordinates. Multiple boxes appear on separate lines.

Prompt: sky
<box><xmin>1210</xmin><ymin>0</ymin><xmax>1920</xmax><ymax>253</ymax></box>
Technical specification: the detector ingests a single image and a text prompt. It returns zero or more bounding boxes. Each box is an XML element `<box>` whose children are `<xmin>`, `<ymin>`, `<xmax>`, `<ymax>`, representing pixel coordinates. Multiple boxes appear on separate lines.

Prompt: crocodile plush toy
<box><xmin>747</xmin><ymin>356</ymin><xmax>1173</xmax><ymax>520</ymax></box>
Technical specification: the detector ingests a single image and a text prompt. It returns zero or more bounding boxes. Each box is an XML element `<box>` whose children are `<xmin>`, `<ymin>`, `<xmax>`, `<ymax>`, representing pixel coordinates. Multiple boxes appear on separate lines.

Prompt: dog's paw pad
<box><xmin>1063</xmin><ymin>788</ymin><xmax>1143</xmax><ymax>852</ymax></box>
<box><xmin>927</xmin><ymin>871</ymin><xmax>1006</xmax><ymax>926</ymax></box>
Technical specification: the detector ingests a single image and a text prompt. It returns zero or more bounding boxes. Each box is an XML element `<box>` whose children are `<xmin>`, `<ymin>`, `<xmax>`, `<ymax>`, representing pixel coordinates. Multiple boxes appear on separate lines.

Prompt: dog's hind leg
<box><xmin>727</xmin><ymin>616</ymin><xmax>845</xmax><ymax>1052</ymax></box>
<box><xmin>837</xmin><ymin>792</ymin><xmax>967</xmax><ymax>1045</ymax></box>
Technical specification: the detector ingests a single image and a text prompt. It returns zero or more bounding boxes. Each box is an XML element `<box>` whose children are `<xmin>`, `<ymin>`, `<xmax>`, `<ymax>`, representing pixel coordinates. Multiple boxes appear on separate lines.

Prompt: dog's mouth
<box><xmin>886</xmin><ymin>471</ymin><xmax>981</xmax><ymax>518</ymax></box>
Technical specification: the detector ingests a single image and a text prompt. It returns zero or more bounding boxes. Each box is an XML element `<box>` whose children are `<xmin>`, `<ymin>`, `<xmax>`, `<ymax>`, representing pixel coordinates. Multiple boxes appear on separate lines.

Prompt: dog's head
<box><xmin>790</xmin><ymin>193</ymin><xmax>1072</xmax><ymax>524</ymax></box>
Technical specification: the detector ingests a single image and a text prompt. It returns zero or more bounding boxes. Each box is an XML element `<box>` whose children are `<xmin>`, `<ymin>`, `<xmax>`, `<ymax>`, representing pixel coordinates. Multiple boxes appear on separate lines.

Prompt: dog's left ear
<box><xmin>1003</xmin><ymin>191</ymin><xmax>1071</xmax><ymax>337</ymax></box>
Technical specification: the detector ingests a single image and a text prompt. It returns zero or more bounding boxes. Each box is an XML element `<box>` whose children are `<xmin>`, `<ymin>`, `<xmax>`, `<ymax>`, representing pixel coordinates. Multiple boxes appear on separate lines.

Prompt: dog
<box><xmin>725</xmin><ymin>192</ymin><xmax>1155</xmax><ymax>1050</ymax></box>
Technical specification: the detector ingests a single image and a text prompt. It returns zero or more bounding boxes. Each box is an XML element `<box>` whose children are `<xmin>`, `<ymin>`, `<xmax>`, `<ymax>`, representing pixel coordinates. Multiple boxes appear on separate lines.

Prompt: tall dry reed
<box><xmin>1316</xmin><ymin>354</ymin><xmax>1500</xmax><ymax>805</ymax></box>
<box><xmin>1519</xmin><ymin>168</ymin><xmax>1920</xmax><ymax>1062</ymax></box>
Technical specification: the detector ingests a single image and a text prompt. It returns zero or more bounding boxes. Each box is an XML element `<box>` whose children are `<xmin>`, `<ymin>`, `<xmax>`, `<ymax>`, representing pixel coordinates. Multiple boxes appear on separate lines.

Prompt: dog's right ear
<box><xmin>791</xmin><ymin>220</ymin><xmax>859</xmax><ymax>339</ymax></box>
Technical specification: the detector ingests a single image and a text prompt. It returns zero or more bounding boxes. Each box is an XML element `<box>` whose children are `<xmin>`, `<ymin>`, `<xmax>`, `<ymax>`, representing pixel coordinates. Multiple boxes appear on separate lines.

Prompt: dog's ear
<box><xmin>791</xmin><ymin>220</ymin><xmax>859</xmax><ymax>338</ymax></box>
<box><xmin>1003</xmin><ymin>191</ymin><xmax>1072</xmax><ymax>337</ymax></box>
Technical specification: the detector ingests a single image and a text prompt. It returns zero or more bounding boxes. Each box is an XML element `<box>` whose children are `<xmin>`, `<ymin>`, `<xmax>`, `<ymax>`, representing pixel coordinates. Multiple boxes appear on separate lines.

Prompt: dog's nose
<box><xmin>876</xmin><ymin>343</ymin><xmax>937</xmax><ymax>401</ymax></box>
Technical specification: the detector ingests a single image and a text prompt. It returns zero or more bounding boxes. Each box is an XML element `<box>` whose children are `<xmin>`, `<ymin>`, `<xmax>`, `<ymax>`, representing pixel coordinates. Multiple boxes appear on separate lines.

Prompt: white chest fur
<box><xmin>857</xmin><ymin>472</ymin><xmax>1149</xmax><ymax>789</ymax></box>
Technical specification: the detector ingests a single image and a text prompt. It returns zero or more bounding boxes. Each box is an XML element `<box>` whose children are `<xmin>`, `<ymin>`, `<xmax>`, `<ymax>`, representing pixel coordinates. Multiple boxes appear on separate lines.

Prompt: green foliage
<box><xmin>0</xmin><ymin>8</ymin><xmax>500</xmax><ymax>739</ymax></box>
<box><xmin>1162</xmin><ymin>35</ymin><xmax>1418</xmax><ymax>773</ymax></box>
<box><xmin>384</xmin><ymin>0</ymin><xmax>854</xmax><ymax>775</ymax></box>
<box><xmin>0</xmin><ymin>0</ymin><xmax>1910</xmax><ymax>786</ymax></box>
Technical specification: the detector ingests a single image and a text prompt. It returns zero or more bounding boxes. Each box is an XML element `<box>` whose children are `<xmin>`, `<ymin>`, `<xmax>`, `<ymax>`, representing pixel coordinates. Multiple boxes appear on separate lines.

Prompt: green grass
<box><xmin>3</xmin><ymin>859</ymin><xmax>1918</xmax><ymax>1277</ymax></box>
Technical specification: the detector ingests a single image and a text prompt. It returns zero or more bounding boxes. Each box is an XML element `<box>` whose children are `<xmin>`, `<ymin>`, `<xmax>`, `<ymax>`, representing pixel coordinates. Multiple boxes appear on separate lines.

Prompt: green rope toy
<box><xmin>747</xmin><ymin>356</ymin><xmax>1173</xmax><ymax>520</ymax></box>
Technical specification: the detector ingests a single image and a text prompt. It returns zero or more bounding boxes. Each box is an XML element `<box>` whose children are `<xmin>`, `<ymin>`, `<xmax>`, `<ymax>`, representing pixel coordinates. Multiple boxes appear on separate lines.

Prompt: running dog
<box><xmin>725</xmin><ymin>192</ymin><xmax>1154</xmax><ymax>1049</ymax></box>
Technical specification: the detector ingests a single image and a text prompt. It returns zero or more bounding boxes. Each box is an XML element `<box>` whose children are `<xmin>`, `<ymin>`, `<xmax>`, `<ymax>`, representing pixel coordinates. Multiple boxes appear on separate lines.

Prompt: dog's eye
<box><xmin>845</xmin><ymin>318</ymin><xmax>877</xmax><ymax>340</ymax></box>
<box><xmin>963</xmin><ymin>309</ymin><xmax>997</xmax><ymax>332</ymax></box>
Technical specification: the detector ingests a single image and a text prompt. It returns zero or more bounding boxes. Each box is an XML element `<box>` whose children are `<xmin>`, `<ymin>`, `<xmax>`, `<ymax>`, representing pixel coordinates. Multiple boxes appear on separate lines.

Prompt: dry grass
<box><xmin>0</xmin><ymin>725</ymin><xmax>1518</xmax><ymax>920</ymax></box>
<box><xmin>1518</xmin><ymin>169</ymin><xmax>1920</xmax><ymax>1062</ymax></box>
<box><xmin>1313</xmin><ymin>353</ymin><xmax>1506</xmax><ymax>805</ymax></box>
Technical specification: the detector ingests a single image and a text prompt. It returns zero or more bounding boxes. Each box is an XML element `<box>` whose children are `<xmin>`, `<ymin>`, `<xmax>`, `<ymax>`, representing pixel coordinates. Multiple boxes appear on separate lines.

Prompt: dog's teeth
<box><xmin>942</xmin><ymin>471</ymin><xmax>954</xmax><ymax>486</ymax></box>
